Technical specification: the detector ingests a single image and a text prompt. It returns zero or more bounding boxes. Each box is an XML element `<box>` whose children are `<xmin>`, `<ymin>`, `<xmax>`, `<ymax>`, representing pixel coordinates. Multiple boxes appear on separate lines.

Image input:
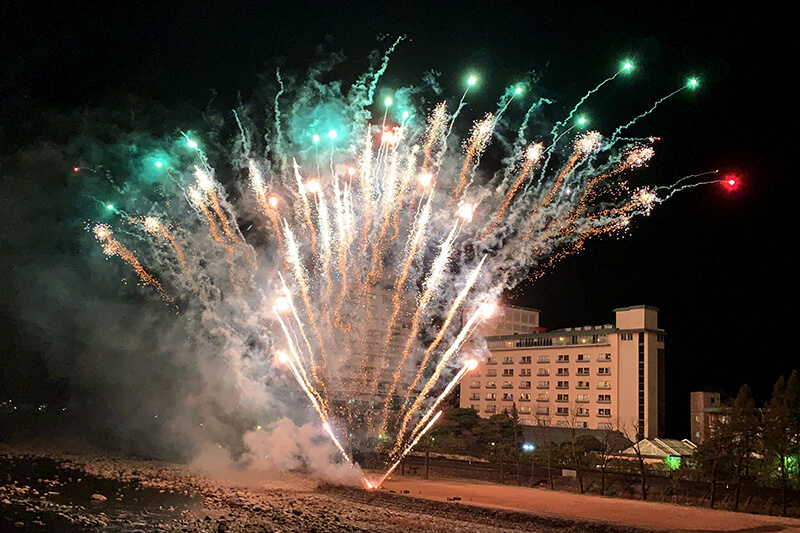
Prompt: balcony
<box><xmin>518</xmin><ymin>396</ymin><xmax>531</xmax><ymax>402</ymax></box>
<box><xmin>501</xmin><ymin>383</ymin><xmax>513</xmax><ymax>389</ymax></box>
<box><xmin>519</xmin><ymin>383</ymin><xmax>531</xmax><ymax>389</ymax></box>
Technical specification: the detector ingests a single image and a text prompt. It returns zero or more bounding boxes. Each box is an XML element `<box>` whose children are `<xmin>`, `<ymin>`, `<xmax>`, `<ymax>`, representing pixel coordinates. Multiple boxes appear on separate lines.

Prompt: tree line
<box><xmin>414</xmin><ymin>370</ymin><xmax>799</xmax><ymax>515</ymax></box>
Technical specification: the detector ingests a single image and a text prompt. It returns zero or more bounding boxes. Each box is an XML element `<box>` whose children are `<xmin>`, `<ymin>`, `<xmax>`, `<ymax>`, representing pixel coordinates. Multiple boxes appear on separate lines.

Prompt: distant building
<box><xmin>460</xmin><ymin>305</ymin><xmax>666</xmax><ymax>440</ymax></box>
<box><xmin>469</xmin><ymin>304</ymin><xmax>542</xmax><ymax>337</ymax></box>
<box><xmin>618</xmin><ymin>438</ymin><xmax>697</xmax><ymax>467</ymax></box>
<box><xmin>689</xmin><ymin>391</ymin><xmax>730</xmax><ymax>445</ymax></box>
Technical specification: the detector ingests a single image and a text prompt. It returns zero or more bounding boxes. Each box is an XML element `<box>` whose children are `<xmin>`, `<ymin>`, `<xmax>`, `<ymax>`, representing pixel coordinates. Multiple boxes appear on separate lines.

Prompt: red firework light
<box><xmin>724</xmin><ymin>174</ymin><xmax>739</xmax><ymax>190</ymax></box>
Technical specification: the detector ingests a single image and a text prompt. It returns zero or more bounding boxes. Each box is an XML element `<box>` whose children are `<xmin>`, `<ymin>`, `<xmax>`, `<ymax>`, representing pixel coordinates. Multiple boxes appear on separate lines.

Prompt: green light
<box><xmin>514</xmin><ymin>86</ymin><xmax>523</xmax><ymax>95</ymax></box>
<box><xmin>664</xmin><ymin>456</ymin><xmax>681</xmax><ymax>470</ymax></box>
<box><xmin>384</xmin><ymin>96</ymin><xmax>393</xmax><ymax>107</ymax></box>
<box><xmin>687</xmin><ymin>77</ymin><xmax>700</xmax><ymax>89</ymax></box>
<box><xmin>155</xmin><ymin>161</ymin><xmax>163</xmax><ymax>168</ymax></box>
<box><xmin>312</xmin><ymin>133</ymin><xmax>320</xmax><ymax>143</ymax></box>
<box><xmin>577</xmin><ymin>116</ymin><xmax>588</xmax><ymax>126</ymax></box>
<box><xmin>622</xmin><ymin>61</ymin><xmax>633</xmax><ymax>72</ymax></box>
<box><xmin>328</xmin><ymin>129</ymin><xmax>337</xmax><ymax>140</ymax></box>
<box><xmin>467</xmin><ymin>75</ymin><xmax>478</xmax><ymax>86</ymax></box>
<box><xmin>106</xmin><ymin>204</ymin><xmax>115</xmax><ymax>211</ymax></box>
<box><xmin>402</xmin><ymin>110</ymin><xmax>409</xmax><ymax>120</ymax></box>
<box><xmin>187</xmin><ymin>139</ymin><xmax>198</xmax><ymax>149</ymax></box>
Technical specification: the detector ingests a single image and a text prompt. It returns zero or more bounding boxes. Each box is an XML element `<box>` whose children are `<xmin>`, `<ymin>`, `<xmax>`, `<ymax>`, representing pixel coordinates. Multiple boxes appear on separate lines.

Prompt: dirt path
<box><xmin>380</xmin><ymin>476</ymin><xmax>800</xmax><ymax>532</ymax></box>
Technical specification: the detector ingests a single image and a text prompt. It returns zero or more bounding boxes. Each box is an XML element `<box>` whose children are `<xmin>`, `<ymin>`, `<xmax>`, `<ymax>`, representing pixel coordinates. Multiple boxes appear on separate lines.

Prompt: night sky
<box><xmin>1</xmin><ymin>1</ymin><xmax>794</xmax><ymax>440</ymax></box>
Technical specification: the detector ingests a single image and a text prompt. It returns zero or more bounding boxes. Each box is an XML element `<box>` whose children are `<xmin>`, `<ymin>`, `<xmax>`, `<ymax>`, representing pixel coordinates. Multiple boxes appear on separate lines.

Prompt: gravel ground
<box><xmin>0</xmin><ymin>448</ymin><xmax>651</xmax><ymax>533</ymax></box>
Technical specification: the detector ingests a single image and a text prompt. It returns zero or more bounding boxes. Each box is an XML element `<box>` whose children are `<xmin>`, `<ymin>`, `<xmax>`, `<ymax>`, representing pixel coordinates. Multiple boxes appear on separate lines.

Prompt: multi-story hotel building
<box><xmin>460</xmin><ymin>305</ymin><xmax>666</xmax><ymax>440</ymax></box>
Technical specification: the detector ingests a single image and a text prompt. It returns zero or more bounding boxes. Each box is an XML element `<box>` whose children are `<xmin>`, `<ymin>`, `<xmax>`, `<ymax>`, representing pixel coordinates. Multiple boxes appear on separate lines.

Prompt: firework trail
<box><xmin>85</xmin><ymin>47</ymin><xmax>715</xmax><ymax>483</ymax></box>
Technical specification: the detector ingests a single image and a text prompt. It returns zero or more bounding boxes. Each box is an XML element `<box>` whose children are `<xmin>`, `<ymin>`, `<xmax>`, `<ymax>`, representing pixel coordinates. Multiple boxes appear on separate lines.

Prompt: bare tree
<box><xmin>620</xmin><ymin>419</ymin><xmax>649</xmax><ymax>501</ymax></box>
<box><xmin>532</xmin><ymin>410</ymin><xmax>555</xmax><ymax>489</ymax></box>
<box><xmin>597</xmin><ymin>418</ymin><xmax>623</xmax><ymax>496</ymax></box>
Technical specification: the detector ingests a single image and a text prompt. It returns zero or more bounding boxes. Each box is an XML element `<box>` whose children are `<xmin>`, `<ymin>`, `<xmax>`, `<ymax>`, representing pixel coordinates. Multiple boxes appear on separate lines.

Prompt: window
<box><xmin>486</xmin><ymin>356</ymin><xmax>497</xmax><ymax>365</ymax></box>
<box><xmin>598</xmin><ymin>422</ymin><xmax>613</xmax><ymax>430</ymax></box>
<box><xmin>556</xmin><ymin>407</ymin><xmax>569</xmax><ymax>416</ymax></box>
<box><xmin>519</xmin><ymin>406</ymin><xmax>531</xmax><ymax>414</ymax></box>
<box><xmin>502</xmin><ymin>369</ymin><xmax>514</xmax><ymax>377</ymax></box>
<box><xmin>502</xmin><ymin>356</ymin><xmax>514</xmax><ymax>364</ymax></box>
<box><xmin>502</xmin><ymin>381</ymin><xmax>514</xmax><ymax>389</ymax></box>
<box><xmin>486</xmin><ymin>369</ymin><xmax>497</xmax><ymax>377</ymax></box>
<box><xmin>520</xmin><ymin>368</ymin><xmax>532</xmax><ymax>376</ymax></box>
<box><xmin>502</xmin><ymin>393</ymin><xmax>513</xmax><ymax>401</ymax></box>
<box><xmin>537</xmin><ymin>355</ymin><xmax>550</xmax><ymax>363</ymax></box>
<box><xmin>556</xmin><ymin>380</ymin><xmax>569</xmax><ymax>389</ymax></box>
<box><xmin>537</xmin><ymin>393</ymin><xmax>549</xmax><ymax>402</ymax></box>
<box><xmin>576</xmin><ymin>421</ymin><xmax>589</xmax><ymax>428</ymax></box>
<box><xmin>576</xmin><ymin>394</ymin><xmax>589</xmax><ymax>403</ymax></box>
<box><xmin>537</xmin><ymin>381</ymin><xmax>550</xmax><ymax>389</ymax></box>
<box><xmin>486</xmin><ymin>381</ymin><xmax>496</xmax><ymax>389</ymax></box>
<box><xmin>577</xmin><ymin>354</ymin><xmax>590</xmax><ymax>362</ymax></box>
<box><xmin>537</xmin><ymin>369</ymin><xmax>550</xmax><ymax>376</ymax></box>
<box><xmin>469</xmin><ymin>392</ymin><xmax>480</xmax><ymax>400</ymax></box>
<box><xmin>557</xmin><ymin>368</ymin><xmax>569</xmax><ymax>376</ymax></box>
<box><xmin>520</xmin><ymin>356</ymin><xmax>532</xmax><ymax>364</ymax></box>
<box><xmin>519</xmin><ymin>381</ymin><xmax>531</xmax><ymax>389</ymax></box>
<box><xmin>537</xmin><ymin>406</ymin><xmax>549</xmax><ymax>415</ymax></box>
<box><xmin>469</xmin><ymin>380</ymin><xmax>480</xmax><ymax>389</ymax></box>
<box><xmin>556</xmin><ymin>393</ymin><xmax>569</xmax><ymax>403</ymax></box>
<box><xmin>598</xmin><ymin>353</ymin><xmax>612</xmax><ymax>362</ymax></box>
<box><xmin>485</xmin><ymin>405</ymin><xmax>496</xmax><ymax>413</ymax></box>
<box><xmin>470</xmin><ymin>404</ymin><xmax>479</xmax><ymax>411</ymax></box>
<box><xmin>598</xmin><ymin>367</ymin><xmax>611</xmax><ymax>375</ymax></box>
<box><xmin>576</xmin><ymin>381</ymin><xmax>590</xmax><ymax>389</ymax></box>
<box><xmin>486</xmin><ymin>393</ymin><xmax>496</xmax><ymax>400</ymax></box>
<box><xmin>598</xmin><ymin>394</ymin><xmax>611</xmax><ymax>403</ymax></box>
<box><xmin>556</xmin><ymin>420</ymin><xmax>569</xmax><ymax>427</ymax></box>
<box><xmin>576</xmin><ymin>407</ymin><xmax>589</xmax><ymax>417</ymax></box>
<box><xmin>620</xmin><ymin>333</ymin><xmax>634</xmax><ymax>341</ymax></box>
<box><xmin>519</xmin><ymin>393</ymin><xmax>531</xmax><ymax>401</ymax></box>
<box><xmin>598</xmin><ymin>408</ymin><xmax>612</xmax><ymax>417</ymax></box>
<box><xmin>538</xmin><ymin>419</ymin><xmax>550</xmax><ymax>426</ymax></box>
<box><xmin>557</xmin><ymin>354</ymin><xmax>570</xmax><ymax>363</ymax></box>
<box><xmin>598</xmin><ymin>380</ymin><xmax>611</xmax><ymax>389</ymax></box>
<box><xmin>577</xmin><ymin>367</ymin><xmax>589</xmax><ymax>376</ymax></box>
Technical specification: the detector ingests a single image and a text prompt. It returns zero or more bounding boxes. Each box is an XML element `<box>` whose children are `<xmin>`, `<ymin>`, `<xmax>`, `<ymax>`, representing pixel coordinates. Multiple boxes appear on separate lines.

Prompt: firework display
<box><xmin>86</xmin><ymin>43</ymin><xmax>724</xmax><ymax>488</ymax></box>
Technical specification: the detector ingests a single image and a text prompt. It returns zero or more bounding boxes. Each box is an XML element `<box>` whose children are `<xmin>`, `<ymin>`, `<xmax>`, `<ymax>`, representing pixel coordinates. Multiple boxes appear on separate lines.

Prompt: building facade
<box><xmin>689</xmin><ymin>391</ymin><xmax>730</xmax><ymax>444</ymax></box>
<box><xmin>460</xmin><ymin>305</ymin><xmax>666</xmax><ymax>440</ymax></box>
